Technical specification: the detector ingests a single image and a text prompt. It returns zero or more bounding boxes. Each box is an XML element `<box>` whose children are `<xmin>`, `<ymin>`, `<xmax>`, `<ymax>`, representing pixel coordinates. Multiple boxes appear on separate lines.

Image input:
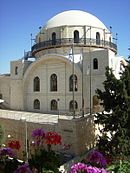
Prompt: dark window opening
<box><xmin>74</xmin><ymin>30</ymin><xmax>79</xmax><ymax>43</ymax></box>
<box><xmin>109</xmin><ymin>36</ymin><xmax>111</xmax><ymax>43</ymax></box>
<box><xmin>52</xmin><ymin>32</ymin><xmax>56</xmax><ymax>45</ymax></box>
<box><xmin>51</xmin><ymin>100</ymin><xmax>57</xmax><ymax>110</ymax></box>
<box><xmin>50</xmin><ymin>74</ymin><xmax>57</xmax><ymax>91</ymax></box>
<box><xmin>69</xmin><ymin>74</ymin><xmax>78</xmax><ymax>91</ymax></box>
<box><xmin>0</xmin><ymin>94</ymin><xmax>2</xmax><ymax>99</ymax></box>
<box><xmin>34</xmin><ymin>99</ymin><xmax>40</xmax><ymax>109</ymax></box>
<box><xmin>69</xmin><ymin>100</ymin><xmax>78</xmax><ymax>111</ymax></box>
<box><xmin>15</xmin><ymin>66</ymin><xmax>18</xmax><ymax>75</ymax></box>
<box><xmin>96</xmin><ymin>32</ymin><xmax>100</xmax><ymax>45</ymax></box>
<box><xmin>34</xmin><ymin>77</ymin><xmax>40</xmax><ymax>92</ymax></box>
<box><xmin>93</xmin><ymin>58</ymin><xmax>98</xmax><ymax>69</ymax></box>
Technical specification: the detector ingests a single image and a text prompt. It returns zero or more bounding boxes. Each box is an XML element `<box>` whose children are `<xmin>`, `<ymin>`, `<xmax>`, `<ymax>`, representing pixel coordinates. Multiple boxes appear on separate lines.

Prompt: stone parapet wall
<box><xmin>0</xmin><ymin>109</ymin><xmax>95</xmax><ymax>160</ymax></box>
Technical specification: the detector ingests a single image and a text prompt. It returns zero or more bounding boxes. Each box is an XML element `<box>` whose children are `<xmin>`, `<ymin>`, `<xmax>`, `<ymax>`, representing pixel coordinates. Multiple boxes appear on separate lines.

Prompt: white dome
<box><xmin>45</xmin><ymin>10</ymin><xmax>107</xmax><ymax>29</ymax></box>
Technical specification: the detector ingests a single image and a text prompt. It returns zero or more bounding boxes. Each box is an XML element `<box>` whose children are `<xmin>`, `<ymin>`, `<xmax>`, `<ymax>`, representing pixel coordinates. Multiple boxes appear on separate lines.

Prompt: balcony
<box><xmin>31</xmin><ymin>38</ymin><xmax>117</xmax><ymax>55</ymax></box>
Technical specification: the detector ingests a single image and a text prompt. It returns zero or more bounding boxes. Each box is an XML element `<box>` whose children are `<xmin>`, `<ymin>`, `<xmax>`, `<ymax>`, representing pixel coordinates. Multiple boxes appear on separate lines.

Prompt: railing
<box><xmin>31</xmin><ymin>38</ymin><xmax>117</xmax><ymax>54</ymax></box>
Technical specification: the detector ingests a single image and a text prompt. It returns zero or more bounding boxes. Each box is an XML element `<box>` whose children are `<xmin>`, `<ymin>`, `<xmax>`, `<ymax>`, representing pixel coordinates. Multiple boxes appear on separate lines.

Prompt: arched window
<box><xmin>74</xmin><ymin>30</ymin><xmax>79</xmax><ymax>43</ymax></box>
<box><xmin>96</xmin><ymin>32</ymin><xmax>100</xmax><ymax>45</ymax></box>
<box><xmin>51</xmin><ymin>99</ymin><xmax>57</xmax><ymax>110</ymax></box>
<box><xmin>52</xmin><ymin>32</ymin><xmax>56</xmax><ymax>45</ymax></box>
<box><xmin>69</xmin><ymin>74</ymin><xmax>78</xmax><ymax>91</ymax></box>
<box><xmin>34</xmin><ymin>77</ymin><xmax>40</xmax><ymax>92</ymax></box>
<box><xmin>50</xmin><ymin>74</ymin><xmax>57</xmax><ymax>91</ymax></box>
<box><xmin>34</xmin><ymin>99</ymin><xmax>40</xmax><ymax>109</ymax></box>
<box><xmin>15</xmin><ymin>66</ymin><xmax>18</xmax><ymax>75</ymax></box>
<box><xmin>93</xmin><ymin>58</ymin><xmax>98</xmax><ymax>69</ymax></box>
<box><xmin>69</xmin><ymin>100</ymin><xmax>78</xmax><ymax>111</ymax></box>
<box><xmin>38</xmin><ymin>37</ymin><xmax>41</xmax><ymax>43</ymax></box>
<box><xmin>109</xmin><ymin>36</ymin><xmax>111</xmax><ymax>43</ymax></box>
<box><xmin>0</xmin><ymin>93</ymin><xmax>2</xmax><ymax>99</ymax></box>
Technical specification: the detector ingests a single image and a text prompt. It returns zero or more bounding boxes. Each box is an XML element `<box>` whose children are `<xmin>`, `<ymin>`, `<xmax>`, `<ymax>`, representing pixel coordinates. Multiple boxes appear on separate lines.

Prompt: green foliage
<box><xmin>95</xmin><ymin>64</ymin><xmax>130</xmax><ymax>157</ymax></box>
<box><xmin>42</xmin><ymin>169</ymin><xmax>55</xmax><ymax>173</ymax></box>
<box><xmin>4</xmin><ymin>158</ymin><xmax>21</xmax><ymax>173</ymax></box>
<box><xmin>0</xmin><ymin>158</ymin><xmax>21</xmax><ymax>173</ymax></box>
<box><xmin>29</xmin><ymin>148</ymin><xmax>60</xmax><ymax>173</ymax></box>
<box><xmin>107</xmin><ymin>159</ymin><xmax>130</xmax><ymax>173</ymax></box>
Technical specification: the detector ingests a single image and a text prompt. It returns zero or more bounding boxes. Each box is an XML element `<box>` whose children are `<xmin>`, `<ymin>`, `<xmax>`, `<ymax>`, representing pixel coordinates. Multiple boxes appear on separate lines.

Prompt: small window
<box><xmin>51</xmin><ymin>99</ymin><xmax>57</xmax><ymax>110</ymax></box>
<box><xmin>93</xmin><ymin>58</ymin><xmax>98</xmax><ymax>69</ymax></box>
<box><xmin>69</xmin><ymin>100</ymin><xmax>78</xmax><ymax>111</ymax></box>
<box><xmin>52</xmin><ymin>32</ymin><xmax>56</xmax><ymax>45</ymax></box>
<box><xmin>74</xmin><ymin>30</ymin><xmax>79</xmax><ymax>43</ymax></box>
<box><xmin>69</xmin><ymin>74</ymin><xmax>78</xmax><ymax>91</ymax></box>
<box><xmin>96</xmin><ymin>32</ymin><xmax>100</xmax><ymax>45</ymax></box>
<box><xmin>109</xmin><ymin>36</ymin><xmax>111</xmax><ymax>43</ymax></box>
<box><xmin>15</xmin><ymin>66</ymin><xmax>18</xmax><ymax>75</ymax></box>
<box><xmin>34</xmin><ymin>99</ymin><xmax>40</xmax><ymax>109</ymax></box>
<box><xmin>39</xmin><ymin>37</ymin><xmax>41</xmax><ymax>43</ymax></box>
<box><xmin>34</xmin><ymin>77</ymin><xmax>40</xmax><ymax>92</ymax></box>
<box><xmin>0</xmin><ymin>94</ymin><xmax>2</xmax><ymax>99</ymax></box>
<box><xmin>50</xmin><ymin>74</ymin><xmax>57</xmax><ymax>91</ymax></box>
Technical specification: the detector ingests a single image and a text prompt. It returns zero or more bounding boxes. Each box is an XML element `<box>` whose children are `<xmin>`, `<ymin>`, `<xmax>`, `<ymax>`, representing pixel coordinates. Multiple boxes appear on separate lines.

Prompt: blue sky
<box><xmin>0</xmin><ymin>0</ymin><xmax>130</xmax><ymax>74</ymax></box>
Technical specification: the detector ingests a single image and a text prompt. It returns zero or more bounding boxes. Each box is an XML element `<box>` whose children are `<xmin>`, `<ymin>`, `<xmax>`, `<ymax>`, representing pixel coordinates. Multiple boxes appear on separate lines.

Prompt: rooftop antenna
<box><xmin>30</xmin><ymin>33</ymin><xmax>35</xmax><ymax>48</ymax></box>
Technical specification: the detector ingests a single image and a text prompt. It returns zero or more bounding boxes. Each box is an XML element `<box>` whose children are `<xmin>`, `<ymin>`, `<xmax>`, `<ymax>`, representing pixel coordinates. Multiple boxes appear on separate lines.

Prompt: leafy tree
<box><xmin>94</xmin><ymin>62</ymin><xmax>130</xmax><ymax>158</ymax></box>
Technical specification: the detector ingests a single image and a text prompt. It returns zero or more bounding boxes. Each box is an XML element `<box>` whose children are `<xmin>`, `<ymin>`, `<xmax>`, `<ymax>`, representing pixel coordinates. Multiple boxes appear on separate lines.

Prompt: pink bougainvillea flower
<box><xmin>70</xmin><ymin>163</ymin><xmax>109</xmax><ymax>173</ymax></box>
<box><xmin>71</xmin><ymin>162</ymin><xmax>88</xmax><ymax>173</ymax></box>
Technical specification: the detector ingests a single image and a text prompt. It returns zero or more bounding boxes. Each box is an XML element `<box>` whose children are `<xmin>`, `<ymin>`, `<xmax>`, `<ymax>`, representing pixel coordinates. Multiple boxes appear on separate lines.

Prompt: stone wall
<box><xmin>0</xmin><ymin>109</ymin><xmax>95</xmax><ymax>160</ymax></box>
<box><xmin>0</xmin><ymin>75</ymin><xmax>10</xmax><ymax>109</ymax></box>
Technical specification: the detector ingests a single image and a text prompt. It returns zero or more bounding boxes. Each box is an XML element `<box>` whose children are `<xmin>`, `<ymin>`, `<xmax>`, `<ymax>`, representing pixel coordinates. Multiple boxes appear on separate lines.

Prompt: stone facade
<box><xmin>0</xmin><ymin>10</ymin><xmax>126</xmax><ymax>159</ymax></box>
